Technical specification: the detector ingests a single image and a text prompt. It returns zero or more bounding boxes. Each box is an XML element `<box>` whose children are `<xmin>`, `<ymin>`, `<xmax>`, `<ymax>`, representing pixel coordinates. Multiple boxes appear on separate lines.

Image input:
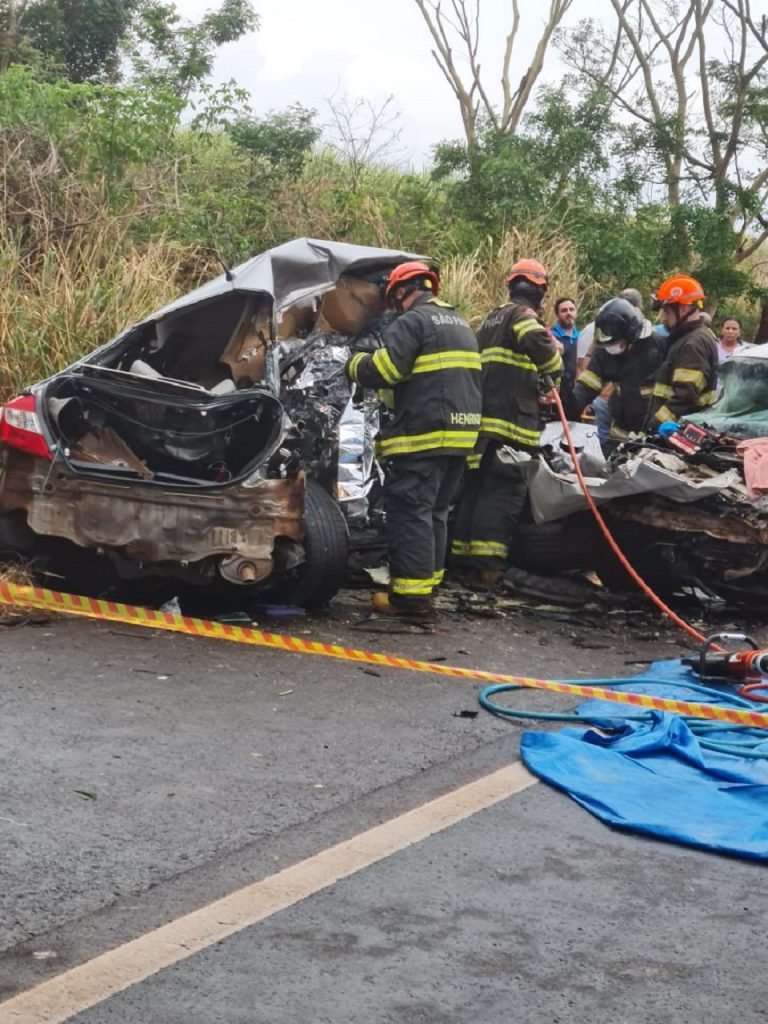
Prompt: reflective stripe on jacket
<box><xmin>647</xmin><ymin>317</ymin><xmax>718</xmax><ymax>427</ymax></box>
<box><xmin>476</xmin><ymin>302</ymin><xmax>562</xmax><ymax>450</ymax></box>
<box><xmin>347</xmin><ymin>295</ymin><xmax>482</xmax><ymax>457</ymax></box>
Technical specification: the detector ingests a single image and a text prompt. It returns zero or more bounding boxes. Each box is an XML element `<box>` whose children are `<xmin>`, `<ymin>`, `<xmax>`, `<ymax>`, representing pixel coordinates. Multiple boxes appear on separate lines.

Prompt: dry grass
<box><xmin>0</xmin><ymin>203</ymin><xmax>197</xmax><ymax>401</ymax></box>
<box><xmin>440</xmin><ymin>226</ymin><xmax>601</xmax><ymax>327</ymax></box>
<box><xmin>0</xmin><ymin>130</ymin><xmax>207</xmax><ymax>401</ymax></box>
<box><xmin>0</xmin><ymin>560</ymin><xmax>51</xmax><ymax>621</ymax></box>
<box><xmin>0</xmin><ymin>216</ymin><xmax>600</xmax><ymax>402</ymax></box>
<box><xmin>0</xmin><ymin>227</ymin><xmax>191</xmax><ymax>395</ymax></box>
<box><xmin>0</xmin><ymin>131</ymin><xmax>604</xmax><ymax>401</ymax></box>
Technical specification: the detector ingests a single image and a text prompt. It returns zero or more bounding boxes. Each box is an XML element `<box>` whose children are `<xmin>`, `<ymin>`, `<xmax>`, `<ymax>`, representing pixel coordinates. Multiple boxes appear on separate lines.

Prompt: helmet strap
<box><xmin>508</xmin><ymin>280</ymin><xmax>546</xmax><ymax>309</ymax></box>
<box><xmin>668</xmin><ymin>304</ymin><xmax>698</xmax><ymax>327</ymax></box>
<box><xmin>389</xmin><ymin>282</ymin><xmax>420</xmax><ymax>312</ymax></box>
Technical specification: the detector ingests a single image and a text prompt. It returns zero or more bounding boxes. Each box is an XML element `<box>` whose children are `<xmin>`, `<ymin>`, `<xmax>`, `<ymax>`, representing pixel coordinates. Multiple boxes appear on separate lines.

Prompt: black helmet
<box><xmin>595</xmin><ymin>298</ymin><xmax>644</xmax><ymax>346</ymax></box>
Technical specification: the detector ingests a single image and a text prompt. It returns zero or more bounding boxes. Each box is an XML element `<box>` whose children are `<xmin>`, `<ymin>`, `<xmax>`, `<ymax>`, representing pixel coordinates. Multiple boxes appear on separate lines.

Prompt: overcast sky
<box><xmin>176</xmin><ymin>0</ymin><xmax>590</xmax><ymax>166</ymax></box>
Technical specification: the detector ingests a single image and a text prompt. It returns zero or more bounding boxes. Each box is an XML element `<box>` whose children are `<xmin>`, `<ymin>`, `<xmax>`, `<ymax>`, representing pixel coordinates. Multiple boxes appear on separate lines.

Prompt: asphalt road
<box><xmin>0</xmin><ymin>591</ymin><xmax>765</xmax><ymax>1022</ymax></box>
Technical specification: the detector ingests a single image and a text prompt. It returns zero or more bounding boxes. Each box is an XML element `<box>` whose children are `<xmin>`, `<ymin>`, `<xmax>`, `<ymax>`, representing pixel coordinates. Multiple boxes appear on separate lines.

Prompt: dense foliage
<box><xmin>0</xmin><ymin>2</ymin><xmax>765</xmax><ymax>398</ymax></box>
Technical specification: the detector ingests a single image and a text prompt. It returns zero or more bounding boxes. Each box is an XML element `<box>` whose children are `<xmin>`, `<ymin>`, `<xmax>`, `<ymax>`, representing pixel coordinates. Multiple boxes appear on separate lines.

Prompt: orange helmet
<box><xmin>506</xmin><ymin>258</ymin><xmax>548</xmax><ymax>288</ymax></box>
<box><xmin>385</xmin><ymin>261</ymin><xmax>440</xmax><ymax>302</ymax></box>
<box><xmin>652</xmin><ymin>274</ymin><xmax>706</xmax><ymax>310</ymax></box>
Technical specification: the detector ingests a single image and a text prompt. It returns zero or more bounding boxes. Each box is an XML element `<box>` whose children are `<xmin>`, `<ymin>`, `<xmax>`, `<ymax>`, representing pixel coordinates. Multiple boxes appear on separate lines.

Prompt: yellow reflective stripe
<box><xmin>481</xmin><ymin>347</ymin><xmax>537</xmax><ymax>372</ymax></box>
<box><xmin>513</xmin><ymin>318</ymin><xmax>542</xmax><ymax>340</ymax></box>
<box><xmin>653</xmin><ymin>383</ymin><xmax>674</xmax><ymax>399</ymax></box>
<box><xmin>390</xmin><ymin>577</ymin><xmax>434</xmax><ymax>596</ymax></box>
<box><xmin>347</xmin><ymin>352</ymin><xmax>366</xmax><ymax>382</ymax></box>
<box><xmin>697</xmin><ymin>390</ymin><xmax>717</xmax><ymax>407</ymax></box>
<box><xmin>411</xmin><ymin>350</ymin><xmax>481</xmax><ymax>374</ymax></box>
<box><xmin>475</xmin><ymin>541</ymin><xmax>508</xmax><ymax>557</ymax></box>
<box><xmin>539</xmin><ymin>353</ymin><xmax>563</xmax><ymax>375</ymax></box>
<box><xmin>378</xmin><ymin>429</ymin><xmax>479</xmax><ymax>456</ymax></box>
<box><xmin>672</xmin><ymin>367</ymin><xmax>706</xmax><ymax>390</ymax></box>
<box><xmin>614</xmin><ymin>384</ymin><xmax>622</xmax><ymax>395</ymax></box>
<box><xmin>654</xmin><ymin>404</ymin><xmax>674</xmax><ymax>423</ymax></box>
<box><xmin>480</xmin><ymin>417</ymin><xmax>540</xmax><ymax>444</ymax></box>
<box><xmin>454</xmin><ymin>540</ymin><xmax>508</xmax><ymax>558</ymax></box>
<box><xmin>465</xmin><ymin>453</ymin><xmax>482</xmax><ymax>469</ymax></box>
<box><xmin>432</xmin><ymin>569</ymin><xmax>445</xmax><ymax>586</ymax></box>
<box><xmin>639</xmin><ymin>386</ymin><xmax>653</xmax><ymax>396</ymax></box>
<box><xmin>578</xmin><ymin>370</ymin><xmax>603</xmax><ymax>391</ymax></box>
<box><xmin>372</xmin><ymin>348</ymin><xmax>403</xmax><ymax>385</ymax></box>
<box><xmin>378</xmin><ymin>387</ymin><xmax>395</xmax><ymax>409</ymax></box>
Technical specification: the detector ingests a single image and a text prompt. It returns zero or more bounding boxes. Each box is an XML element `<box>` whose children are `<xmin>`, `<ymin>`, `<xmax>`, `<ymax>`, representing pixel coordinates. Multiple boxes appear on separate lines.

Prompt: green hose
<box><xmin>479</xmin><ymin>677</ymin><xmax>768</xmax><ymax>760</ymax></box>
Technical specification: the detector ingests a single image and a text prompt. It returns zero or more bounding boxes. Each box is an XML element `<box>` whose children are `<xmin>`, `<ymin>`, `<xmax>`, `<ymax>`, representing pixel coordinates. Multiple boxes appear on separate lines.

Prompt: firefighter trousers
<box><xmin>450</xmin><ymin>441</ymin><xmax>529</xmax><ymax>571</ymax></box>
<box><xmin>384</xmin><ymin>454</ymin><xmax>465</xmax><ymax>608</ymax></box>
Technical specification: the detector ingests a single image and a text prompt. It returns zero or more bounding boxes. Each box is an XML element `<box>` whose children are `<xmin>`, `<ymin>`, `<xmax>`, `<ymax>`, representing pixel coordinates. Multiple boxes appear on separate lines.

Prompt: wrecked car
<box><xmin>0</xmin><ymin>238</ymin><xmax>418</xmax><ymax>605</ymax></box>
<box><xmin>503</xmin><ymin>345</ymin><xmax>768</xmax><ymax>608</ymax></box>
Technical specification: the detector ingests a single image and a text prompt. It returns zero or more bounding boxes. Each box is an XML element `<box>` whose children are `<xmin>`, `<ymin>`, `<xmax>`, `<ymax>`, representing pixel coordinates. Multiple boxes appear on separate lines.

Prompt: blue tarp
<box><xmin>520</xmin><ymin>660</ymin><xmax>768</xmax><ymax>861</ymax></box>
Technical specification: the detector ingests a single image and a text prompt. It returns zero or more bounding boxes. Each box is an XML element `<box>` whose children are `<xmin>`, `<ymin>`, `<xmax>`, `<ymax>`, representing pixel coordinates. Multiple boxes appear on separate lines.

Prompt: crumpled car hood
<box><xmin>146</xmin><ymin>238</ymin><xmax>423</xmax><ymax>323</ymax></box>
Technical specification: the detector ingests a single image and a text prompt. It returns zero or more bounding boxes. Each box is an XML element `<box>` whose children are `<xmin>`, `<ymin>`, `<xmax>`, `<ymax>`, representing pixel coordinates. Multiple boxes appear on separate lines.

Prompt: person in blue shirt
<box><xmin>550</xmin><ymin>296</ymin><xmax>580</xmax><ymax>415</ymax></box>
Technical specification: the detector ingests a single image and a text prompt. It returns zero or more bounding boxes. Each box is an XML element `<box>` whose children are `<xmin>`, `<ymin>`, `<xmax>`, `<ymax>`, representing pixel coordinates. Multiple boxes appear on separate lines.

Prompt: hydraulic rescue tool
<box><xmin>682</xmin><ymin>633</ymin><xmax>768</xmax><ymax>688</ymax></box>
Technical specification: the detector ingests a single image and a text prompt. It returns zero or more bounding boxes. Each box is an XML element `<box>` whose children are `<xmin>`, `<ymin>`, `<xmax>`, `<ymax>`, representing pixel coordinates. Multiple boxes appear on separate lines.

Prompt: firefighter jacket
<box><xmin>573</xmin><ymin>327</ymin><xmax>667</xmax><ymax>440</ymax></box>
<box><xmin>346</xmin><ymin>295</ymin><xmax>482</xmax><ymax>458</ymax></box>
<box><xmin>647</xmin><ymin>316</ymin><xmax>718</xmax><ymax>427</ymax></box>
<box><xmin>475</xmin><ymin>302</ymin><xmax>562</xmax><ymax>451</ymax></box>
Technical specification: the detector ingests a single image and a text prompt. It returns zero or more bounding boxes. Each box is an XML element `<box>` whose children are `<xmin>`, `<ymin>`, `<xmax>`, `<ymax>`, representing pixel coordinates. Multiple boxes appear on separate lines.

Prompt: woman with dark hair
<box><xmin>717</xmin><ymin>317</ymin><xmax>747</xmax><ymax>362</ymax></box>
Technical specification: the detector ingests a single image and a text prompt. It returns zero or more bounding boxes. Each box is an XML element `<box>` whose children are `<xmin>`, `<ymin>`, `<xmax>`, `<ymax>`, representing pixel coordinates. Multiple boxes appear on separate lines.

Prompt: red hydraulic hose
<box><xmin>549</xmin><ymin>388</ymin><xmax>720</xmax><ymax>650</ymax></box>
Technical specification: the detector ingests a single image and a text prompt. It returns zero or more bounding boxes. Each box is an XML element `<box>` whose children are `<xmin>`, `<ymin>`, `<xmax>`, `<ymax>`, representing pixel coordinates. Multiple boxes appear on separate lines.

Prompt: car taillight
<box><xmin>0</xmin><ymin>394</ymin><xmax>52</xmax><ymax>460</ymax></box>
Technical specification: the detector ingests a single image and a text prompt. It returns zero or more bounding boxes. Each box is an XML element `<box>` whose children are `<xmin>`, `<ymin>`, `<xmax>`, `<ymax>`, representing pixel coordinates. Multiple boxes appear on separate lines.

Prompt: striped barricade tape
<box><xmin>1</xmin><ymin>580</ymin><xmax>767</xmax><ymax>728</ymax></box>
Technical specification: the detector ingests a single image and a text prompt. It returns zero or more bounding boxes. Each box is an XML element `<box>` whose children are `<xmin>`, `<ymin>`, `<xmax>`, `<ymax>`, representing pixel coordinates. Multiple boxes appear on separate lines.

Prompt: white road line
<box><xmin>0</xmin><ymin>762</ymin><xmax>537</xmax><ymax>1024</ymax></box>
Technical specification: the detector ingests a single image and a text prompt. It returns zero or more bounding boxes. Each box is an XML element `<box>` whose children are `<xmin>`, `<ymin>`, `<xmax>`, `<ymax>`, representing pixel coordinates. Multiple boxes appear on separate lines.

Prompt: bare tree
<box><xmin>562</xmin><ymin>0</ymin><xmax>768</xmax><ymax>263</ymax></box>
<box><xmin>0</xmin><ymin>0</ymin><xmax>33</xmax><ymax>74</ymax></box>
<box><xmin>325</xmin><ymin>93</ymin><xmax>404</xmax><ymax>190</ymax></box>
<box><xmin>413</xmin><ymin>0</ymin><xmax>574</xmax><ymax>147</ymax></box>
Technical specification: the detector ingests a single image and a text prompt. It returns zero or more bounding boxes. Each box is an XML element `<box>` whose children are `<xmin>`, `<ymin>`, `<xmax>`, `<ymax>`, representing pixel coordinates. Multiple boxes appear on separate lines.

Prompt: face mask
<box><xmin>604</xmin><ymin>340</ymin><xmax>628</xmax><ymax>355</ymax></box>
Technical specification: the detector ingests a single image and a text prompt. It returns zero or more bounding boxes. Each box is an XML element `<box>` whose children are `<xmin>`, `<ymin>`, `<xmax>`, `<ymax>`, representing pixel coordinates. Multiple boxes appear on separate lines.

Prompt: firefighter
<box><xmin>450</xmin><ymin>258</ymin><xmax>562</xmax><ymax>589</ymax></box>
<box><xmin>346</xmin><ymin>261</ymin><xmax>482</xmax><ymax>616</ymax></box>
<box><xmin>572</xmin><ymin>297</ymin><xmax>667</xmax><ymax>452</ymax></box>
<box><xmin>647</xmin><ymin>274</ymin><xmax>718</xmax><ymax>428</ymax></box>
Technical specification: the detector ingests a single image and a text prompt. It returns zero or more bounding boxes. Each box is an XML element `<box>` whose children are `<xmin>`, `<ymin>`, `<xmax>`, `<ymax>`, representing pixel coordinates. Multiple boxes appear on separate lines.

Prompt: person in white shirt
<box><xmin>716</xmin><ymin>317</ymin><xmax>747</xmax><ymax>362</ymax></box>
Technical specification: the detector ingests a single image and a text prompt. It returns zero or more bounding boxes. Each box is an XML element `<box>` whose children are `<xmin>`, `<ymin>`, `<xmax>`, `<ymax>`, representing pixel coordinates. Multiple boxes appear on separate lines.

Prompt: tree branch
<box><xmin>693</xmin><ymin>0</ymin><xmax>721</xmax><ymax>171</ymax></box>
<box><xmin>413</xmin><ymin>0</ymin><xmax>480</xmax><ymax>145</ymax></box>
<box><xmin>413</xmin><ymin>0</ymin><xmax>572</xmax><ymax>143</ymax></box>
<box><xmin>736</xmin><ymin>223</ymin><xmax>768</xmax><ymax>263</ymax></box>
<box><xmin>502</xmin><ymin>0</ymin><xmax>574</xmax><ymax>134</ymax></box>
<box><xmin>500</xmin><ymin>0</ymin><xmax>520</xmax><ymax>125</ymax></box>
<box><xmin>722</xmin><ymin>0</ymin><xmax>768</xmax><ymax>52</ymax></box>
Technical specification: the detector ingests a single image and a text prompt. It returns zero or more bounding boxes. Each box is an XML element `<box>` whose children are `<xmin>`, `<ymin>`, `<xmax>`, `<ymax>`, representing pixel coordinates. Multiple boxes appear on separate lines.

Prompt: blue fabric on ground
<box><xmin>520</xmin><ymin>659</ymin><xmax>768</xmax><ymax>861</ymax></box>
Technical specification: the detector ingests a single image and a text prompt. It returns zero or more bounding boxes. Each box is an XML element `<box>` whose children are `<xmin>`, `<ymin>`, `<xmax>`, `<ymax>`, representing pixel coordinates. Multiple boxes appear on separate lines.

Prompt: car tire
<box><xmin>288</xmin><ymin>481</ymin><xmax>350</xmax><ymax>608</ymax></box>
<box><xmin>508</xmin><ymin>514</ymin><xmax>600</xmax><ymax>574</ymax></box>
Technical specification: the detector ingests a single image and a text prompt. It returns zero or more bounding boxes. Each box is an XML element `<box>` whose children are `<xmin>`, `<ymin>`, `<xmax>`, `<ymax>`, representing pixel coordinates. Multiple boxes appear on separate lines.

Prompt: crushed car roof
<box><xmin>147</xmin><ymin>238</ymin><xmax>424</xmax><ymax>322</ymax></box>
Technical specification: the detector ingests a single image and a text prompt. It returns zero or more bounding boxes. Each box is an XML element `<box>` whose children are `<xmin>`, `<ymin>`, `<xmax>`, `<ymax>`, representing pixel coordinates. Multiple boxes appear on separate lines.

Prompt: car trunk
<box><xmin>34</xmin><ymin>292</ymin><xmax>285</xmax><ymax>485</ymax></box>
<box><xmin>44</xmin><ymin>368</ymin><xmax>284</xmax><ymax>486</ymax></box>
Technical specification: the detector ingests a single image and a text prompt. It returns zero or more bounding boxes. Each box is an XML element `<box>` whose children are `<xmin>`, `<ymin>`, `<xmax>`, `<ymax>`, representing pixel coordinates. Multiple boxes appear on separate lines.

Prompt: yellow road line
<box><xmin>0</xmin><ymin>763</ymin><xmax>537</xmax><ymax>1023</ymax></box>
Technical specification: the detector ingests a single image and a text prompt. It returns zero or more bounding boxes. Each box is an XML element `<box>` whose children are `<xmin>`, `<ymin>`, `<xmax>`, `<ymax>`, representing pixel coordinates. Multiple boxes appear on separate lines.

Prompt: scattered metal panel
<box><xmin>608</xmin><ymin>497</ymin><xmax>768</xmax><ymax>546</ymax></box>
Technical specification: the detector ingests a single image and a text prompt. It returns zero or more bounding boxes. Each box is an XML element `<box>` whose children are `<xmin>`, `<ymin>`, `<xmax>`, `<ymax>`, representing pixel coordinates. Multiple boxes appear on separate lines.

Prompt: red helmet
<box><xmin>652</xmin><ymin>273</ymin><xmax>706</xmax><ymax>310</ymax></box>
<box><xmin>385</xmin><ymin>261</ymin><xmax>440</xmax><ymax>301</ymax></box>
<box><xmin>505</xmin><ymin>258</ymin><xmax>548</xmax><ymax>288</ymax></box>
